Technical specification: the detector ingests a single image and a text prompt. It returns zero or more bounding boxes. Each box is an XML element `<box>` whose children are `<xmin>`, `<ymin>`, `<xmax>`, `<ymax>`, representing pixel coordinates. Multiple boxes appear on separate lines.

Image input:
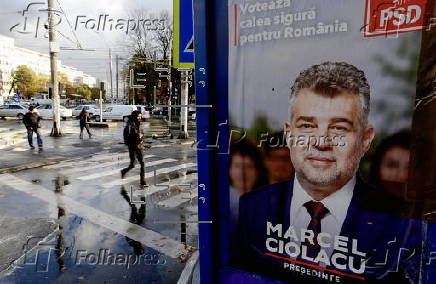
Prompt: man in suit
<box><xmin>234</xmin><ymin>62</ymin><xmax>421</xmax><ymax>283</ymax></box>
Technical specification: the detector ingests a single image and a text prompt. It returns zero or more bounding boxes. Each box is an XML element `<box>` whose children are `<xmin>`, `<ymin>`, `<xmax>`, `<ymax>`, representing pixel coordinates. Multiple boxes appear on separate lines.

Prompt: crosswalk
<box><xmin>0</xmin><ymin>150</ymin><xmax>200</xmax><ymax>263</ymax></box>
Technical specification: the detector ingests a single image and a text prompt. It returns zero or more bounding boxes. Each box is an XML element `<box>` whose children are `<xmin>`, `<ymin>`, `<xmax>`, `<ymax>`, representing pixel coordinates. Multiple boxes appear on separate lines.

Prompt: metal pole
<box><xmin>116</xmin><ymin>54</ymin><xmax>119</xmax><ymax>101</ymax></box>
<box><xmin>99</xmin><ymin>90</ymin><xmax>103</xmax><ymax>122</ymax></box>
<box><xmin>123</xmin><ymin>73</ymin><xmax>126</xmax><ymax>103</ymax></box>
<box><xmin>48</xmin><ymin>0</ymin><xmax>62</xmax><ymax>136</ymax></box>
<box><xmin>168</xmin><ymin>33</ymin><xmax>172</xmax><ymax>126</ymax></box>
<box><xmin>153</xmin><ymin>85</ymin><xmax>156</xmax><ymax>106</ymax></box>
<box><xmin>179</xmin><ymin>71</ymin><xmax>189</xmax><ymax>138</ymax></box>
<box><xmin>109</xmin><ymin>48</ymin><xmax>113</xmax><ymax>104</ymax></box>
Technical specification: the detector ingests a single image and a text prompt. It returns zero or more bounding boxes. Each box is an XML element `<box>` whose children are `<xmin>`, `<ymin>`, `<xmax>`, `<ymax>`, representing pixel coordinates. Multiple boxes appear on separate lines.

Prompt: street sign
<box><xmin>173</xmin><ymin>0</ymin><xmax>194</xmax><ymax>69</ymax></box>
<box><xmin>13</xmin><ymin>93</ymin><xmax>20</xmax><ymax>102</ymax></box>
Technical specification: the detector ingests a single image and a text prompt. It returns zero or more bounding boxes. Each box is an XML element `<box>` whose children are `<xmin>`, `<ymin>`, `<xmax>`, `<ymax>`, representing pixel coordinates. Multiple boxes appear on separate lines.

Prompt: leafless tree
<box><xmin>151</xmin><ymin>10</ymin><xmax>173</xmax><ymax>61</ymax></box>
<box><xmin>125</xmin><ymin>9</ymin><xmax>154</xmax><ymax>59</ymax></box>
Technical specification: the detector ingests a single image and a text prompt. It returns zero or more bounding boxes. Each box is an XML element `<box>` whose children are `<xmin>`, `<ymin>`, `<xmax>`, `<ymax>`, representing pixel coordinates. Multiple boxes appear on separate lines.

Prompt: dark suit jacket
<box><xmin>234</xmin><ymin>176</ymin><xmax>422</xmax><ymax>283</ymax></box>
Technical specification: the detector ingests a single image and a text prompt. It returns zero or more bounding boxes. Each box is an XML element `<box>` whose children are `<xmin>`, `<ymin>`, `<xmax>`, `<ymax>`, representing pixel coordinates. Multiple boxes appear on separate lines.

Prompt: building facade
<box><xmin>0</xmin><ymin>34</ymin><xmax>97</xmax><ymax>104</ymax></box>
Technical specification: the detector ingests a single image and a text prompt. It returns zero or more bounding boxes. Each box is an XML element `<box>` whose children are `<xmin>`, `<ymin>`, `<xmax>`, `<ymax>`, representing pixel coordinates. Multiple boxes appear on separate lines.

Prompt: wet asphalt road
<box><xmin>0</xmin><ymin>118</ymin><xmax>199</xmax><ymax>283</ymax></box>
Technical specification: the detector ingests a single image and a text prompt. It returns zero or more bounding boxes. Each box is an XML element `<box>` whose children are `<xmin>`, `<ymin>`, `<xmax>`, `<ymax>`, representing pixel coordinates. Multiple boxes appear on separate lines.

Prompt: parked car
<box><xmin>93</xmin><ymin>105</ymin><xmax>137</xmax><ymax>122</ymax></box>
<box><xmin>0</xmin><ymin>104</ymin><xmax>28</xmax><ymax>119</ymax></box>
<box><xmin>135</xmin><ymin>105</ymin><xmax>151</xmax><ymax>120</ymax></box>
<box><xmin>36</xmin><ymin>105</ymin><xmax>73</xmax><ymax>120</ymax></box>
<box><xmin>72</xmin><ymin>105</ymin><xmax>99</xmax><ymax>118</ymax></box>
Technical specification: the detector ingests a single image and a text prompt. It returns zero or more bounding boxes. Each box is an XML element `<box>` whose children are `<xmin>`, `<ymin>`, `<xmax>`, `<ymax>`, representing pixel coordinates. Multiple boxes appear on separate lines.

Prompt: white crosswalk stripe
<box><xmin>44</xmin><ymin>152</ymin><xmax>146</xmax><ymax>169</ymax></box>
<box><xmin>77</xmin><ymin>158</ymin><xmax>178</xmax><ymax>181</ymax></box>
<box><xmin>101</xmin><ymin>163</ymin><xmax>197</xmax><ymax>187</ymax></box>
<box><xmin>0</xmin><ymin>174</ymin><xmax>193</xmax><ymax>259</ymax></box>
<box><xmin>60</xmin><ymin>155</ymin><xmax>155</xmax><ymax>174</ymax></box>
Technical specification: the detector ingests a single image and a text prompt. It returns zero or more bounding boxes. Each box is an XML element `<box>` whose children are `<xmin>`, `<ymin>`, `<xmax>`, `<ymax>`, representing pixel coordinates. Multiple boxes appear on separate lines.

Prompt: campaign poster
<box><xmin>219</xmin><ymin>0</ymin><xmax>436</xmax><ymax>283</ymax></box>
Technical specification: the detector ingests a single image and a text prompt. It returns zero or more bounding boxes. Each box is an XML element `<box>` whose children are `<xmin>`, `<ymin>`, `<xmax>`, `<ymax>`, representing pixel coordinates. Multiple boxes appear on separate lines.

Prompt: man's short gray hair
<box><xmin>289</xmin><ymin>62</ymin><xmax>370</xmax><ymax>127</ymax></box>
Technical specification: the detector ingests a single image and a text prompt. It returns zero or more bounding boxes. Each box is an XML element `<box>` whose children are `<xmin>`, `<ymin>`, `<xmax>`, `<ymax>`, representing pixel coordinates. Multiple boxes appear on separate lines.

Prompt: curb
<box><xmin>177</xmin><ymin>250</ymin><xmax>200</xmax><ymax>284</ymax></box>
<box><xmin>0</xmin><ymin>161</ymin><xmax>59</xmax><ymax>174</ymax></box>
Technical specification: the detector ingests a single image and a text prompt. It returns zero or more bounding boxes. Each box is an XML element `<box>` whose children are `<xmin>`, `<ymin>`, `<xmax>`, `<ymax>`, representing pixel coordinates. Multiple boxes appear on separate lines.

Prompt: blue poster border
<box><xmin>193</xmin><ymin>0</ymin><xmax>230</xmax><ymax>282</ymax></box>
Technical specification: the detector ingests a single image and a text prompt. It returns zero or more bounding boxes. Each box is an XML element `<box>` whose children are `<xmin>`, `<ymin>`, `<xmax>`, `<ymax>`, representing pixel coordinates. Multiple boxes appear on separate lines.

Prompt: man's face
<box><xmin>284</xmin><ymin>89</ymin><xmax>374</xmax><ymax>191</ymax></box>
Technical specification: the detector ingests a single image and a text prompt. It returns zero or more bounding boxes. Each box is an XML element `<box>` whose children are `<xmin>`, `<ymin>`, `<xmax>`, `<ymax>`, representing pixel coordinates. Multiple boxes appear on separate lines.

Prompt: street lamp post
<box><xmin>48</xmin><ymin>0</ymin><xmax>62</xmax><ymax>136</ymax></box>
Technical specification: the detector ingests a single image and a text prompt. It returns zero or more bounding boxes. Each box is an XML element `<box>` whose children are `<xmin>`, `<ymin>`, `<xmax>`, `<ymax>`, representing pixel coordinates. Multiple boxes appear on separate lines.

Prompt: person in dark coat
<box><xmin>22</xmin><ymin>105</ymin><xmax>43</xmax><ymax>149</ymax></box>
<box><xmin>121</xmin><ymin>110</ymin><xmax>147</xmax><ymax>187</ymax></box>
<box><xmin>78</xmin><ymin>108</ymin><xmax>92</xmax><ymax>139</ymax></box>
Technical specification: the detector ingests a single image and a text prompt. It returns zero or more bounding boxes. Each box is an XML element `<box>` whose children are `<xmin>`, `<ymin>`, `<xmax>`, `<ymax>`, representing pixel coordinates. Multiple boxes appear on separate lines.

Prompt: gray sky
<box><xmin>0</xmin><ymin>0</ymin><xmax>172</xmax><ymax>81</ymax></box>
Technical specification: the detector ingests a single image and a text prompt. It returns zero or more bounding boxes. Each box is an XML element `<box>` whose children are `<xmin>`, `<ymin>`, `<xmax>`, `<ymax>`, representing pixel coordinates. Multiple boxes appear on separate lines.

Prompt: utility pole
<box><xmin>48</xmin><ymin>0</ymin><xmax>62</xmax><ymax>136</ymax></box>
<box><xmin>168</xmin><ymin>38</ymin><xmax>172</xmax><ymax>126</ymax></box>
<box><xmin>178</xmin><ymin>70</ymin><xmax>191</xmax><ymax>138</ymax></box>
<box><xmin>116</xmin><ymin>54</ymin><xmax>119</xmax><ymax>101</ymax></box>
<box><xmin>153</xmin><ymin>85</ymin><xmax>157</xmax><ymax>106</ymax></box>
<box><xmin>123</xmin><ymin>72</ymin><xmax>126</xmax><ymax>103</ymax></box>
<box><xmin>109</xmin><ymin>48</ymin><xmax>113</xmax><ymax>104</ymax></box>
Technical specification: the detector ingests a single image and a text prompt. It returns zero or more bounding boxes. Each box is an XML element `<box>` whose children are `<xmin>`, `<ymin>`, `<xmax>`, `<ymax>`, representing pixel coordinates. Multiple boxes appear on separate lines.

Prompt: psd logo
<box><xmin>363</xmin><ymin>0</ymin><xmax>431</xmax><ymax>37</ymax></box>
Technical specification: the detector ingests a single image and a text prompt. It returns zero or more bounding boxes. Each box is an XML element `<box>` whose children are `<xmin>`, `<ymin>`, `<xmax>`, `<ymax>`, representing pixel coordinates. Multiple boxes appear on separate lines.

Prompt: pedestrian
<box><xmin>121</xmin><ymin>110</ymin><xmax>147</xmax><ymax>187</ymax></box>
<box><xmin>78</xmin><ymin>108</ymin><xmax>92</xmax><ymax>139</ymax></box>
<box><xmin>22</xmin><ymin>105</ymin><xmax>43</xmax><ymax>149</ymax></box>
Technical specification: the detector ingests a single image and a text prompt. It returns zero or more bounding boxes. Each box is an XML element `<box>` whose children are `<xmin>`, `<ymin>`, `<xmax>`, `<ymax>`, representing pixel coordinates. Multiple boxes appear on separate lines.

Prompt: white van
<box><xmin>93</xmin><ymin>105</ymin><xmax>137</xmax><ymax>122</ymax></box>
<box><xmin>135</xmin><ymin>105</ymin><xmax>151</xmax><ymax>120</ymax></box>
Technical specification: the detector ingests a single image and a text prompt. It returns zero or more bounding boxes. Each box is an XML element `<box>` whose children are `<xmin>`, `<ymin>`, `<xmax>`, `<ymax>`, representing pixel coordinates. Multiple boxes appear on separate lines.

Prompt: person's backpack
<box><xmin>23</xmin><ymin>112</ymin><xmax>40</xmax><ymax>129</ymax></box>
<box><xmin>123</xmin><ymin>121</ymin><xmax>140</xmax><ymax>145</ymax></box>
<box><xmin>29</xmin><ymin>112</ymin><xmax>40</xmax><ymax>127</ymax></box>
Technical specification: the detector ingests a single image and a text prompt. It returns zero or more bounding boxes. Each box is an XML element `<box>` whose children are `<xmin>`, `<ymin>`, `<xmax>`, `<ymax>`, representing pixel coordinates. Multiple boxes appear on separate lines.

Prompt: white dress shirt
<box><xmin>289</xmin><ymin>174</ymin><xmax>356</xmax><ymax>259</ymax></box>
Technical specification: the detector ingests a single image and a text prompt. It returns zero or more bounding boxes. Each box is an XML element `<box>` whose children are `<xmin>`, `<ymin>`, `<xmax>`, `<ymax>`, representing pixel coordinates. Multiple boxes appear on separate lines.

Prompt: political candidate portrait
<box><xmin>232</xmin><ymin>62</ymin><xmax>422</xmax><ymax>284</ymax></box>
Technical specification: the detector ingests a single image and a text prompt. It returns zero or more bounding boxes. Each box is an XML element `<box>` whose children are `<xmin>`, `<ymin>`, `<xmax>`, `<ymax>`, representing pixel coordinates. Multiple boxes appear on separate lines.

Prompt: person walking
<box><xmin>78</xmin><ymin>108</ymin><xmax>92</xmax><ymax>139</ymax></box>
<box><xmin>23</xmin><ymin>105</ymin><xmax>43</xmax><ymax>149</ymax></box>
<box><xmin>121</xmin><ymin>110</ymin><xmax>147</xmax><ymax>187</ymax></box>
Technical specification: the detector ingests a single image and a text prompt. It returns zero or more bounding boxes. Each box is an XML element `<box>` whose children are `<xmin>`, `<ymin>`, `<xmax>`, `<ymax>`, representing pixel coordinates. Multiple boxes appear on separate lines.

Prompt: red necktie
<box><xmin>301</xmin><ymin>200</ymin><xmax>329</xmax><ymax>259</ymax></box>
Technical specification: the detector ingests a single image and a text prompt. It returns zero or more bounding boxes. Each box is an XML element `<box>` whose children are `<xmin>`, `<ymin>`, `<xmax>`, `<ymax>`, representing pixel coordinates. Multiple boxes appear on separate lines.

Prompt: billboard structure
<box><xmin>193</xmin><ymin>0</ymin><xmax>436</xmax><ymax>283</ymax></box>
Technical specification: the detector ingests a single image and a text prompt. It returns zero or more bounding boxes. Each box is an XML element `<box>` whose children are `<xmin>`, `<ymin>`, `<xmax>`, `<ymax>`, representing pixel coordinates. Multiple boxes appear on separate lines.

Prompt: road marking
<box><xmin>177</xmin><ymin>251</ymin><xmax>199</xmax><ymax>284</ymax></box>
<box><xmin>0</xmin><ymin>174</ymin><xmax>192</xmax><ymax>259</ymax></box>
<box><xmin>156</xmin><ymin>186</ymin><xmax>198</xmax><ymax>209</ymax></box>
<box><xmin>60</xmin><ymin>155</ymin><xmax>155</xmax><ymax>174</ymax></box>
<box><xmin>101</xmin><ymin>163</ymin><xmax>197</xmax><ymax>187</ymax></box>
<box><xmin>44</xmin><ymin>152</ymin><xmax>151</xmax><ymax>169</ymax></box>
<box><xmin>78</xmin><ymin>158</ymin><xmax>178</xmax><ymax>181</ymax></box>
<box><xmin>127</xmin><ymin>175</ymin><xmax>198</xmax><ymax>204</ymax></box>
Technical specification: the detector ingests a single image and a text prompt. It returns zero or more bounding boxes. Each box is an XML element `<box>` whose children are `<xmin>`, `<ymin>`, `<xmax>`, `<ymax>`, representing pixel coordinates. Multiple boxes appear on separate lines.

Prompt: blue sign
<box><xmin>13</xmin><ymin>93</ymin><xmax>20</xmax><ymax>102</ymax></box>
<box><xmin>173</xmin><ymin>0</ymin><xmax>194</xmax><ymax>68</ymax></box>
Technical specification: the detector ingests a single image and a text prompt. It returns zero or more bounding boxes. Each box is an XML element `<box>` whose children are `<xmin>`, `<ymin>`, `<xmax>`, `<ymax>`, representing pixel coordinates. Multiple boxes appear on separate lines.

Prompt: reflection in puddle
<box><xmin>53</xmin><ymin>175</ymin><xmax>70</xmax><ymax>193</ymax></box>
<box><xmin>120</xmin><ymin>186</ymin><xmax>146</xmax><ymax>255</ymax></box>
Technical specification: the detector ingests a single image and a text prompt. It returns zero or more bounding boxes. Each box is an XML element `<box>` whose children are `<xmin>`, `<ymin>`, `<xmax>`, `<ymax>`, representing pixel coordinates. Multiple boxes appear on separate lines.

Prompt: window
<box><xmin>0</xmin><ymin>105</ymin><xmax>7</xmax><ymax>109</ymax></box>
<box><xmin>74</xmin><ymin>106</ymin><xmax>82</xmax><ymax>110</ymax></box>
<box><xmin>9</xmin><ymin>105</ymin><xmax>21</xmax><ymax>109</ymax></box>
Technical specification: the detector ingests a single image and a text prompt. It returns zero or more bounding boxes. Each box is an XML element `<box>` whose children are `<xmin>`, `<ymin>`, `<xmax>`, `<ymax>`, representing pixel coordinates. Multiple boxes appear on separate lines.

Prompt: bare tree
<box><xmin>151</xmin><ymin>10</ymin><xmax>173</xmax><ymax>60</ymax></box>
<box><xmin>125</xmin><ymin>9</ymin><xmax>154</xmax><ymax>59</ymax></box>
